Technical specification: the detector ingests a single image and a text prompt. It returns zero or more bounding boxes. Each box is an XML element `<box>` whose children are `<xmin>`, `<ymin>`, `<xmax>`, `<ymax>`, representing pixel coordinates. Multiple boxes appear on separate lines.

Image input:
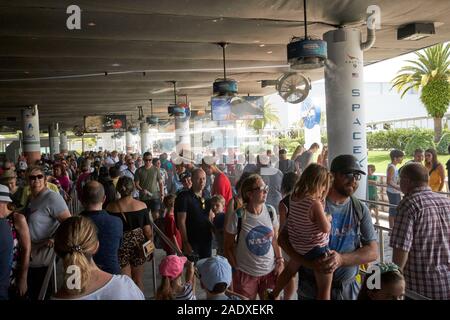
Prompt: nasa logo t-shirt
<box><xmin>246</xmin><ymin>225</ymin><xmax>273</xmax><ymax>256</ymax></box>
<box><xmin>226</xmin><ymin>206</ymin><xmax>279</xmax><ymax>277</ymax></box>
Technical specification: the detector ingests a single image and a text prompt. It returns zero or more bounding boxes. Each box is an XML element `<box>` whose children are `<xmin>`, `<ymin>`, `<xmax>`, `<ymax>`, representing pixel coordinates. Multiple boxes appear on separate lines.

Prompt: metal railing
<box><xmin>374</xmin><ymin>182</ymin><xmax>450</xmax><ymax>196</ymax></box>
<box><xmin>38</xmin><ymin>252</ymin><xmax>58</xmax><ymax>300</ymax></box>
<box><xmin>359</xmin><ymin>199</ymin><xmax>396</xmax><ymax>263</ymax></box>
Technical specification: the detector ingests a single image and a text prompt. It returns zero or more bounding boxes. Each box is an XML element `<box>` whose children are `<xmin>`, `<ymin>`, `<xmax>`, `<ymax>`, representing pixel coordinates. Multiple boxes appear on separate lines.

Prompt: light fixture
<box><xmin>397</xmin><ymin>22</ymin><xmax>435</xmax><ymax>40</ymax></box>
<box><xmin>88</xmin><ymin>22</ymin><xmax>96</xmax><ymax>26</ymax></box>
<box><xmin>259</xmin><ymin>44</ymin><xmax>265</xmax><ymax>47</ymax></box>
<box><xmin>111</xmin><ymin>63</ymin><xmax>120</xmax><ymax>67</ymax></box>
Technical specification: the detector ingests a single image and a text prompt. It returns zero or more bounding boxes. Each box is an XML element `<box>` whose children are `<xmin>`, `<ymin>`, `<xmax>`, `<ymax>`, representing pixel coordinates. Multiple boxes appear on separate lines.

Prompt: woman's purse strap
<box><xmin>116</xmin><ymin>201</ymin><xmax>130</xmax><ymax>229</ymax></box>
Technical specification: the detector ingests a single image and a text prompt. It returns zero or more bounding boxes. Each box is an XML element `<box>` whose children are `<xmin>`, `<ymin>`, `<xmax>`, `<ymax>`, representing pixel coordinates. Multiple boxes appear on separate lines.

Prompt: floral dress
<box><xmin>8</xmin><ymin>214</ymin><xmax>19</xmax><ymax>287</ymax></box>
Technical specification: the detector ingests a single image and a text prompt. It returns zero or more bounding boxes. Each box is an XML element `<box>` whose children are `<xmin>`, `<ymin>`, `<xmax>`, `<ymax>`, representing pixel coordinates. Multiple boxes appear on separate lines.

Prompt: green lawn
<box><xmin>368</xmin><ymin>150</ymin><xmax>450</xmax><ymax>174</ymax></box>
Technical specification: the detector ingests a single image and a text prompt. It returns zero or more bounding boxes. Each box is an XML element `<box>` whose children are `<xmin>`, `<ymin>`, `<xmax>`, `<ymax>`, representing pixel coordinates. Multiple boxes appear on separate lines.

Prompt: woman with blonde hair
<box><xmin>268</xmin><ymin>164</ymin><xmax>333</xmax><ymax>300</ymax></box>
<box><xmin>53</xmin><ymin>216</ymin><xmax>144</xmax><ymax>300</ymax></box>
<box><xmin>224</xmin><ymin>174</ymin><xmax>283</xmax><ymax>299</ymax></box>
<box><xmin>107</xmin><ymin>176</ymin><xmax>153</xmax><ymax>291</ymax></box>
<box><xmin>25</xmin><ymin>165</ymin><xmax>71</xmax><ymax>300</ymax></box>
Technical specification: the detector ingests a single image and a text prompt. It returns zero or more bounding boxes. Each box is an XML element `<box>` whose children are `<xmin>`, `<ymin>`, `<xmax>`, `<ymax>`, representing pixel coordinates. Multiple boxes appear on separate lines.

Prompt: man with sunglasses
<box><xmin>134</xmin><ymin>152</ymin><xmax>164</xmax><ymax>220</ymax></box>
<box><xmin>279</xmin><ymin>155</ymin><xmax>378</xmax><ymax>300</ymax></box>
<box><xmin>175</xmin><ymin>168</ymin><xmax>213</xmax><ymax>259</ymax></box>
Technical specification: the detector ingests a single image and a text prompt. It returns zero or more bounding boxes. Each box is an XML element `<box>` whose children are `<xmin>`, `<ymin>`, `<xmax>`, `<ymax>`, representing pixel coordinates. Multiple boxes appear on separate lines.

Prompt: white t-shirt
<box><xmin>225</xmin><ymin>205</ymin><xmax>279</xmax><ymax>277</ymax></box>
<box><xmin>53</xmin><ymin>275</ymin><xmax>145</xmax><ymax>300</ymax></box>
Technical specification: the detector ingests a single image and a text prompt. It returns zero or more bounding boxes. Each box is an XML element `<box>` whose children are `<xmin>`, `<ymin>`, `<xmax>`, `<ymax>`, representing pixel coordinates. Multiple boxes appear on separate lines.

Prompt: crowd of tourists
<box><xmin>0</xmin><ymin>144</ymin><xmax>448</xmax><ymax>300</ymax></box>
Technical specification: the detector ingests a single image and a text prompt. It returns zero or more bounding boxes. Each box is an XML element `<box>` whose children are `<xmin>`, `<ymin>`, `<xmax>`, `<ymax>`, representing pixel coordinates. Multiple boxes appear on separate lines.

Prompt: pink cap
<box><xmin>159</xmin><ymin>255</ymin><xmax>187</xmax><ymax>280</ymax></box>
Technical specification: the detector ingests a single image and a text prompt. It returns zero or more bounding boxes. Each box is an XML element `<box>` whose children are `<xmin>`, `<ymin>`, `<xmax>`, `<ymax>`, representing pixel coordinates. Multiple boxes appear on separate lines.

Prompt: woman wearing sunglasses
<box><xmin>224</xmin><ymin>174</ymin><xmax>283</xmax><ymax>300</ymax></box>
<box><xmin>25</xmin><ymin>165</ymin><xmax>71</xmax><ymax>300</ymax></box>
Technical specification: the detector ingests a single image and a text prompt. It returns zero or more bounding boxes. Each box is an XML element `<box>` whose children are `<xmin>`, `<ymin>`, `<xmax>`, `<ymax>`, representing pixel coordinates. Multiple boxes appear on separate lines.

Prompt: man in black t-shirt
<box><xmin>175</xmin><ymin>168</ymin><xmax>213</xmax><ymax>259</ymax></box>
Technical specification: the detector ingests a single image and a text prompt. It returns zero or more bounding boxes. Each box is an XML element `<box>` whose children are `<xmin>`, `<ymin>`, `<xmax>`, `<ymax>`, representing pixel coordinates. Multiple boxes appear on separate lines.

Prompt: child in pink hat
<box><xmin>156</xmin><ymin>255</ymin><xmax>196</xmax><ymax>300</ymax></box>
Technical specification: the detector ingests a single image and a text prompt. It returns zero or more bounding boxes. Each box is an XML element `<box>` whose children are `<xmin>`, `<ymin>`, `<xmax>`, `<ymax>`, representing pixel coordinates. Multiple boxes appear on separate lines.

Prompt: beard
<box><xmin>335</xmin><ymin>182</ymin><xmax>357</xmax><ymax>197</ymax></box>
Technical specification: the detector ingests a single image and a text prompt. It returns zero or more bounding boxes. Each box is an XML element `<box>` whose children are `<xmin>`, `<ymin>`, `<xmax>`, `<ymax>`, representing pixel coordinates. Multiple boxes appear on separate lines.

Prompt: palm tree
<box><xmin>248</xmin><ymin>103</ymin><xmax>280</xmax><ymax>132</ymax></box>
<box><xmin>392</xmin><ymin>43</ymin><xmax>450</xmax><ymax>142</ymax></box>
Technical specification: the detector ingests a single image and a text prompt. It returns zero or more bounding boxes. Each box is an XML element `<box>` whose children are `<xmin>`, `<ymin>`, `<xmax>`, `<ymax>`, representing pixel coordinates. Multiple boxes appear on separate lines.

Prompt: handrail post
<box><xmin>152</xmin><ymin>254</ymin><xmax>157</xmax><ymax>298</ymax></box>
<box><xmin>378</xmin><ymin>228</ymin><xmax>385</xmax><ymax>263</ymax></box>
<box><xmin>38</xmin><ymin>252</ymin><xmax>57</xmax><ymax>300</ymax></box>
<box><xmin>53</xmin><ymin>258</ymin><xmax>58</xmax><ymax>294</ymax></box>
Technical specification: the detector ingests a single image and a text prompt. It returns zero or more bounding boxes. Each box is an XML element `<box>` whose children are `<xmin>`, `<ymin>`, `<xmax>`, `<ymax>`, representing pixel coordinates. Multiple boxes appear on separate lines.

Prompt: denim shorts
<box><xmin>297</xmin><ymin>273</ymin><xmax>360</xmax><ymax>300</ymax></box>
<box><xmin>304</xmin><ymin>245</ymin><xmax>329</xmax><ymax>260</ymax></box>
<box><xmin>386</xmin><ymin>191</ymin><xmax>401</xmax><ymax>217</ymax></box>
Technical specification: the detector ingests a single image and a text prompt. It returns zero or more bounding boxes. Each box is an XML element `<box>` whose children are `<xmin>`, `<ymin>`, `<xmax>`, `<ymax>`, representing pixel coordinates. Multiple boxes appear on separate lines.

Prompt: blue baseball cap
<box><xmin>196</xmin><ymin>256</ymin><xmax>232</xmax><ymax>292</ymax></box>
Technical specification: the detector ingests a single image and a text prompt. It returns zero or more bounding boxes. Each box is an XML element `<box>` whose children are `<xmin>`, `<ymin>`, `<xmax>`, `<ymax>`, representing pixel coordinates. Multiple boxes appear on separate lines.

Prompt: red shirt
<box><xmin>212</xmin><ymin>172</ymin><xmax>233</xmax><ymax>212</ymax></box>
<box><xmin>164</xmin><ymin>212</ymin><xmax>182</xmax><ymax>255</ymax></box>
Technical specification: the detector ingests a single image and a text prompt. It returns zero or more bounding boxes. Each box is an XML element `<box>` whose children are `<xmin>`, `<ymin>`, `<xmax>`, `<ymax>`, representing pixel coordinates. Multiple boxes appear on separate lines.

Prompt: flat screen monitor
<box><xmin>211</xmin><ymin>96</ymin><xmax>264</xmax><ymax>121</ymax></box>
<box><xmin>84</xmin><ymin>115</ymin><xmax>127</xmax><ymax>133</ymax></box>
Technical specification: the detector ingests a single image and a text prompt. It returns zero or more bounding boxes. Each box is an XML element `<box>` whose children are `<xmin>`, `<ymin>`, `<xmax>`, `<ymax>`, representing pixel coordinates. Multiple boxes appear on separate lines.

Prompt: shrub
<box><xmin>437</xmin><ymin>133</ymin><xmax>450</xmax><ymax>154</ymax></box>
<box><xmin>367</xmin><ymin>128</ymin><xmax>435</xmax><ymax>151</ymax></box>
<box><xmin>404</xmin><ymin>132</ymin><xmax>435</xmax><ymax>156</ymax></box>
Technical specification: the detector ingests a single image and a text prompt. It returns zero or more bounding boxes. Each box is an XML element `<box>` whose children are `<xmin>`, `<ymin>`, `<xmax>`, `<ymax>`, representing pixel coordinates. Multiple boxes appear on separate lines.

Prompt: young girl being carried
<box><xmin>268</xmin><ymin>163</ymin><xmax>332</xmax><ymax>300</ymax></box>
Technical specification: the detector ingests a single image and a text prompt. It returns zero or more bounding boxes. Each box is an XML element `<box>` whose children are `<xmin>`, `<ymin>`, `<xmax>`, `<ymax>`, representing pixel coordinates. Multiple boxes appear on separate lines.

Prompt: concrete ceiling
<box><xmin>0</xmin><ymin>0</ymin><xmax>449</xmax><ymax>131</ymax></box>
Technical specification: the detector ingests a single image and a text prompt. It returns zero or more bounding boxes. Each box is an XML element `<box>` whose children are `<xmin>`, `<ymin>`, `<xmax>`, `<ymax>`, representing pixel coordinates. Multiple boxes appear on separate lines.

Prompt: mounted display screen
<box><xmin>211</xmin><ymin>96</ymin><xmax>264</xmax><ymax>121</ymax></box>
<box><xmin>84</xmin><ymin>115</ymin><xmax>127</xmax><ymax>133</ymax></box>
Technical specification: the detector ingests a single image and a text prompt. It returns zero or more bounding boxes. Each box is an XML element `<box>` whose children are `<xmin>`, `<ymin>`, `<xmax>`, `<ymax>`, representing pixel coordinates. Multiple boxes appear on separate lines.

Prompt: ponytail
<box><xmin>54</xmin><ymin>216</ymin><xmax>98</xmax><ymax>294</ymax></box>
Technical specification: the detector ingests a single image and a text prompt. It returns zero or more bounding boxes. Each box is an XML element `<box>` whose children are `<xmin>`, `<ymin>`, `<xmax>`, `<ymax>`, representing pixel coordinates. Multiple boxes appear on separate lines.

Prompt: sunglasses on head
<box><xmin>29</xmin><ymin>174</ymin><xmax>44</xmax><ymax>181</ymax></box>
<box><xmin>252</xmin><ymin>185</ymin><xmax>269</xmax><ymax>192</ymax></box>
<box><xmin>342</xmin><ymin>172</ymin><xmax>361</xmax><ymax>181</ymax></box>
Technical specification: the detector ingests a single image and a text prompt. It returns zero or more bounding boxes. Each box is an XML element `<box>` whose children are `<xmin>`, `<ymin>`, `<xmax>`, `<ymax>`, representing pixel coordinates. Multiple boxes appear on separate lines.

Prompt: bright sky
<box><xmin>364</xmin><ymin>52</ymin><xmax>417</xmax><ymax>82</ymax></box>
<box><xmin>313</xmin><ymin>50</ymin><xmax>418</xmax><ymax>84</ymax></box>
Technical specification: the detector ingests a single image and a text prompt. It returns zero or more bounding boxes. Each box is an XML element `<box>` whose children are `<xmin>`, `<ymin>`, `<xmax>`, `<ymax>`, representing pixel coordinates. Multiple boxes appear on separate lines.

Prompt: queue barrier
<box><xmin>38</xmin><ymin>252</ymin><xmax>57</xmax><ymax>300</ymax></box>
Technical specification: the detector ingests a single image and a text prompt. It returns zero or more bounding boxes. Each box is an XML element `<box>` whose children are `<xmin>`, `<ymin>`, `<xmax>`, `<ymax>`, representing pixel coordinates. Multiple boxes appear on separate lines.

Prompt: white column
<box><xmin>48</xmin><ymin>122</ymin><xmax>60</xmax><ymax>159</ymax></box>
<box><xmin>60</xmin><ymin>131</ymin><xmax>68</xmax><ymax>155</ymax></box>
<box><xmin>175</xmin><ymin>115</ymin><xmax>191</xmax><ymax>155</ymax></box>
<box><xmin>324</xmin><ymin>28</ymin><xmax>367</xmax><ymax>199</ymax></box>
<box><xmin>140</xmin><ymin>122</ymin><xmax>149</xmax><ymax>154</ymax></box>
<box><xmin>192</xmin><ymin>118</ymin><xmax>203</xmax><ymax>155</ymax></box>
<box><xmin>125</xmin><ymin>131</ymin><xmax>133</xmax><ymax>154</ymax></box>
<box><xmin>21</xmin><ymin>105</ymin><xmax>41</xmax><ymax>165</ymax></box>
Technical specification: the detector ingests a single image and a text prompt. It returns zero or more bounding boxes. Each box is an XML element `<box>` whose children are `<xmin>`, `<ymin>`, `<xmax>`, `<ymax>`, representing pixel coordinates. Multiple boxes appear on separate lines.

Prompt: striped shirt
<box><xmin>288</xmin><ymin>196</ymin><xmax>329</xmax><ymax>255</ymax></box>
<box><xmin>174</xmin><ymin>283</ymin><xmax>196</xmax><ymax>300</ymax></box>
<box><xmin>390</xmin><ymin>186</ymin><xmax>450</xmax><ymax>300</ymax></box>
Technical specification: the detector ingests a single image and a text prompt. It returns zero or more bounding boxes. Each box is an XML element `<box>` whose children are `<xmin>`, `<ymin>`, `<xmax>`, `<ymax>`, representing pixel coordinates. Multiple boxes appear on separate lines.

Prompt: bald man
<box><xmin>175</xmin><ymin>168</ymin><xmax>213</xmax><ymax>259</ymax></box>
<box><xmin>390</xmin><ymin>163</ymin><xmax>450</xmax><ymax>299</ymax></box>
<box><xmin>80</xmin><ymin>181</ymin><xmax>123</xmax><ymax>275</ymax></box>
